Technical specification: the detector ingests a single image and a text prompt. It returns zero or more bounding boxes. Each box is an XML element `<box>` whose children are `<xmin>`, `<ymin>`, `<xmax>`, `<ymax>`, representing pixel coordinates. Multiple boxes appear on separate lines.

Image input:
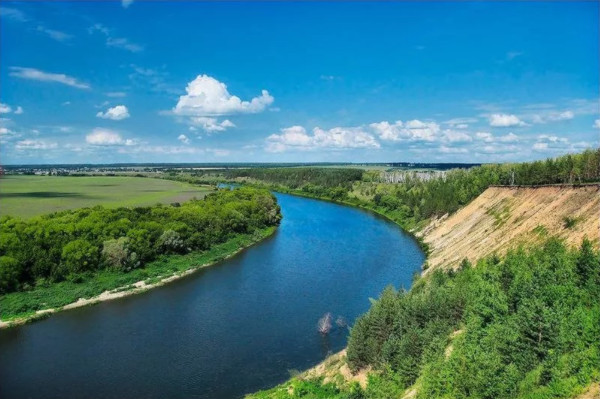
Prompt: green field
<box><xmin>0</xmin><ymin>175</ymin><xmax>214</xmax><ymax>218</ymax></box>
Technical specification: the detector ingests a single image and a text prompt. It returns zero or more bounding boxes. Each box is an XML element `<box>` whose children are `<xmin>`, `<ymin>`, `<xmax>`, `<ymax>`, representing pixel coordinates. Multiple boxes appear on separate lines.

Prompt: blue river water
<box><xmin>0</xmin><ymin>192</ymin><xmax>424</xmax><ymax>399</ymax></box>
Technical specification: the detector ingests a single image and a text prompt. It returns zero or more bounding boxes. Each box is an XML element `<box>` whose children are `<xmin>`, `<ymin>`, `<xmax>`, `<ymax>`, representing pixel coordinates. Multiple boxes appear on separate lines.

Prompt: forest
<box><xmin>209</xmin><ymin>149</ymin><xmax>600</xmax><ymax>232</ymax></box>
<box><xmin>0</xmin><ymin>187</ymin><xmax>281</xmax><ymax>295</ymax></box>
<box><xmin>249</xmin><ymin>238</ymin><xmax>600</xmax><ymax>399</ymax></box>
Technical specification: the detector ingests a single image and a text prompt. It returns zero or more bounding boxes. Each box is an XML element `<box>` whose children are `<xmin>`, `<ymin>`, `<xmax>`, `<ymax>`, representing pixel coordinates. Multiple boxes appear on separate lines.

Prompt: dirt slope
<box><xmin>421</xmin><ymin>185</ymin><xmax>600</xmax><ymax>272</ymax></box>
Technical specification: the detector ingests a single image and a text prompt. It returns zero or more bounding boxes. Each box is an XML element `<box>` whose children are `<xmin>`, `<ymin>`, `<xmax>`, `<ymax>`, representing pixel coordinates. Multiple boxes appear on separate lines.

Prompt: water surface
<box><xmin>0</xmin><ymin>193</ymin><xmax>424</xmax><ymax>399</ymax></box>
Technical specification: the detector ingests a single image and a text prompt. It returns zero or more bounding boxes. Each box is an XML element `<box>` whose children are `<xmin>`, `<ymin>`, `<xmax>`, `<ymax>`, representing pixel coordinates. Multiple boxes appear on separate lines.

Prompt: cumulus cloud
<box><xmin>173</xmin><ymin>75</ymin><xmax>274</xmax><ymax>116</ymax></box>
<box><xmin>498</xmin><ymin>132</ymin><xmax>519</xmax><ymax>142</ymax></box>
<box><xmin>594</xmin><ymin>119</ymin><xmax>600</xmax><ymax>129</ymax></box>
<box><xmin>370</xmin><ymin>120</ymin><xmax>440</xmax><ymax>142</ymax></box>
<box><xmin>537</xmin><ymin>134</ymin><xmax>568</xmax><ymax>144</ymax></box>
<box><xmin>15</xmin><ymin>139</ymin><xmax>57</xmax><ymax>150</ymax></box>
<box><xmin>189</xmin><ymin>117</ymin><xmax>235</xmax><ymax>132</ymax></box>
<box><xmin>122</xmin><ymin>0</ymin><xmax>134</xmax><ymax>8</ymax></box>
<box><xmin>488</xmin><ymin>113</ymin><xmax>527</xmax><ymax>127</ymax></box>
<box><xmin>9</xmin><ymin>67</ymin><xmax>90</xmax><ymax>89</ymax></box>
<box><xmin>86</xmin><ymin>128</ymin><xmax>135</xmax><ymax>146</ymax></box>
<box><xmin>96</xmin><ymin>105</ymin><xmax>130</xmax><ymax>120</ymax></box>
<box><xmin>178</xmin><ymin>134</ymin><xmax>190</xmax><ymax>144</ymax></box>
<box><xmin>475</xmin><ymin>132</ymin><xmax>494</xmax><ymax>142</ymax></box>
<box><xmin>442</xmin><ymin>130</ymin><xmax>472</xmax><ymax>143</ymax></box>
<box><xmin>0</xmin><ymin>103</ymin><xmax>24</xmax><ymax>114</ymax></box>
<box><xmin>266</xmin><ymin>125</ymin><xmax>379</xmax><ymax>152</ymax></box>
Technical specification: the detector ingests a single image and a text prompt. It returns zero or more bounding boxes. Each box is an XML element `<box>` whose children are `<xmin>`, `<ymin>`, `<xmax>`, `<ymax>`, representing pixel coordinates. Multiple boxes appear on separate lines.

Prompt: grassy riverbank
<box><xmin>0</xmin><ymin>226</ymin><xmax>276</xmax><ymax>326</ymax></box>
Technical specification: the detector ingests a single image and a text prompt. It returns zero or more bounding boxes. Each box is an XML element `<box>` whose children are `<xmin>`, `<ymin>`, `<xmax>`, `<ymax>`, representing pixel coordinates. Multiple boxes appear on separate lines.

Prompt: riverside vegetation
<box><xmin>0</xmin><ymin>187</ymin><xmax>281</xmax><ymax>321</ymax></box>
<box><xmin>163</xmin><ymin>149</ymin><xmax>600</xmax><ymax>235</ymax></box>
<box><xmin>212</xmin><ymin>150</ymin><xmax>599</xmax><ymax>399</ymax></box>
<box><xmin>248</xmin><ymin>239</ymin><xmax>599</xmax><ymax>399</ymax></box>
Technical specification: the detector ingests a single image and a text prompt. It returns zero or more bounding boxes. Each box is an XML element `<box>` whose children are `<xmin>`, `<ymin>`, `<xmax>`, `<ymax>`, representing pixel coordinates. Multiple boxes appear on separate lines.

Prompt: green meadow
<box><xmin>0</xmin><ymin>175</ymin><xmax>213</xmax><ymax>218</ymax></box>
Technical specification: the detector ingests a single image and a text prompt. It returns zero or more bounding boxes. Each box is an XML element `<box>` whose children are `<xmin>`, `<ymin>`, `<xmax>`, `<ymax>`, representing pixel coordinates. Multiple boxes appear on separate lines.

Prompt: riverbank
<box><xmin>0</xmin><ymin>226</ymin><xmax>277</xmax><ymax>329</ymax></box>
<box><xmin>223</xmin><ymin>181</ymin><xmax>432</xmax><ymax>256</ymax></box>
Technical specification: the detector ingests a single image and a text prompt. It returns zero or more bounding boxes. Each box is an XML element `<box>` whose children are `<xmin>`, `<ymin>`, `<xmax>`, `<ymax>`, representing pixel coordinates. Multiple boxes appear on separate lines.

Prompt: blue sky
<box><xmin>0</xmin><ymin>1</ymin><xmax>598</xmax><ymax>164</ymax></box>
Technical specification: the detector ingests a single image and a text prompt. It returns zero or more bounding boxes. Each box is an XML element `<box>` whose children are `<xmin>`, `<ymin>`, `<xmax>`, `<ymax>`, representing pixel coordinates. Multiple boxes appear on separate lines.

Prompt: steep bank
<box><xmin>421</xmin><ymin>184</ymin><xmax>600</xmax><ymax>272</ymax></box>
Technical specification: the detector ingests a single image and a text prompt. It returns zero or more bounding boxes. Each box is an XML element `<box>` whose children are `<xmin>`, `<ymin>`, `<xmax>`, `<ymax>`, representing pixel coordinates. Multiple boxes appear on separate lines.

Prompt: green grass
<box><xmin>0</xmin><ymin>226</ymin><xmax>276</xmax><ymax>321</ymax></box>
<box><xmin>0</xmin><ymin>175</ymin><xmax>214</xmax><ymax>218</ymax></box>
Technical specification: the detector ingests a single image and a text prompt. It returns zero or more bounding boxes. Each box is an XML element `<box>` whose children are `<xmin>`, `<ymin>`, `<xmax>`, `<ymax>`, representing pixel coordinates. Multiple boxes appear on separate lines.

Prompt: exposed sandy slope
<box><xmin>421</xmin><ymin>185</ymin><xmax>600</xmax><ymax>272</ymax></box>
<box><xmin>575</xmin><ymin>383</ymin><xmax>600</xmax><ymax>399</ymax></box>
<box><xmin>301</xmin><ymin>349</ymin><xmax>370</xmax><ymax>389</ymax></box>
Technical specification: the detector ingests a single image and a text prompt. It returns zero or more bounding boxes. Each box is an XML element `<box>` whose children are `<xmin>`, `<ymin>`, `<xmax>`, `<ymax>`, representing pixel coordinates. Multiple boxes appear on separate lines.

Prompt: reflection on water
<box><xmin>0</xmin><ymin>193</ymin><xmax>424</xmax><ymax>399</ymax></box>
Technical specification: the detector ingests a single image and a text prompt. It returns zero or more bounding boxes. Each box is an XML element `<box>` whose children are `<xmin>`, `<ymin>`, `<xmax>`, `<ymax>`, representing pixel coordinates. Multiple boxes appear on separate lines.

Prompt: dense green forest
<box><xmin>0</xmin><ymin>187</ymin><xmax>281</xmax><ymax>295</ymax></box>
<box><xmin>248</xmin><ymin>238</ymin><xmax>600</xmax><ymax>399</ymax></box>
<box><xmin>222</xmin><ymin>168</ymin><xmax>364</xmax><ymax>189</ymax></box>
<box><xmin>208</xmin><ymin>149</ymin><xmax>599</xmax><ymax>232</ymax></box>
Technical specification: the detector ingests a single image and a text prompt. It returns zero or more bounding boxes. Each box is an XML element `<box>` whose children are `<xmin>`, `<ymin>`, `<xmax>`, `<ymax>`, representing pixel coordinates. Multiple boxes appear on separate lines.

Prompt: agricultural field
<box><xmin>0</xmin><ymin>175</ymin><xmax>213</xmax><ymax>218</ymax></box>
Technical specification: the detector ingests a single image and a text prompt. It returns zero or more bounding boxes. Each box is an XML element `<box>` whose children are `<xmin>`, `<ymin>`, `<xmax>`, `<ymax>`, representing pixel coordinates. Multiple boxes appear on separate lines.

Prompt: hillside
<box><xmin>421</xmin><ymin>184</ymin><xmax>600</xmax><ymax>272</ymax></box>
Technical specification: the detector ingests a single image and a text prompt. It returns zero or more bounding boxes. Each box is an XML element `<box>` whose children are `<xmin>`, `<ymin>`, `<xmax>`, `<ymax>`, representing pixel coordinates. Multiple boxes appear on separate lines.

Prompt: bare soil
<box><xmin>420</xmin><ymin>185</ymin><xmax>600</xmax><ymax>272</ymax></box>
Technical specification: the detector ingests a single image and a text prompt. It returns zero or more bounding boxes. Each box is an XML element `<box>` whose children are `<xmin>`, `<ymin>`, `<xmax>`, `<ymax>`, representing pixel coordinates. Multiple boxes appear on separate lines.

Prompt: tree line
<box><xmin>248</xmin><ymin>239</ymin><xmax>600</xmax><ymax>399</ymax></box>
<box><xmin>214</xmin><ymin>150</ymin><xmax>599</xmax><ymax>231</ymax></box>
<box><xmin>345</xmin><ymin>238</ymin><xmax>599</xmax><ymax>398</ymax></box>
<box><xmin>0</xmin><ymin>187</ymin><xmax>281</xmax><ymax>295</ymax></box>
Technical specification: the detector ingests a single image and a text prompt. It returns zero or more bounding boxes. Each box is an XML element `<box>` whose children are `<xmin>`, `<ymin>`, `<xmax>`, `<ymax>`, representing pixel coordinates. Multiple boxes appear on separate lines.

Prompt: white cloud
<box><xmin>370</xmin><ymin>120</ymin><xmax>440</xmax><ymax>142</ymax></box>
<box><xmin>173</xmin><ymin>75</ymin><xmax>274</xmax><ymax>116</ymax></box>
<box><xmin>37</xmin><ymin>25</ymin><xmax>72</xmax><ymax>42</ymax></box>
<box><xmin>488</xmin><ymin>113</ymin><xmax>527</xmax><ymax>127</ymax></box>
<box><xmin>0</xmin><ymin>127</ymin><xmax>19</xmax><ymax>143</ymax></box>
<box><xmin>266</xmin><ymin>125</ymin><xmax>379</xmax><ymax>152</ymax></box>
<box><xmin>531</xmin><ymin>110</ymin><xmax>574</xmax><ymax>124</ymax></box>
<box><xmin>15</xmin><ymin>139</ymin><xmax>57</xmax><ymax>150</ymax></box>
<box><xmin>533</xmin><ymin>142</ymin><xmax>548</xmax><ymax>151</ymax></box>
<box><xmin>537</xmin><ymin>134</ymin><xmax>568</xmax><ymax>143</ymax></box>
<box><xmin>442</xmin><ymin>129</ymin><xmax>472</xmax><ymax>143</ymax></box>
<box><xmin>189</xmin><ymin>117</ymin><xmax>235</xmax><ymax>132</ymax></box>
<box><xmin>0</xmin><ymin>6</ymin><xmax>27</xmax><ymax>22</ymax></box>
<box><xmin>444</xmin><ymin>117</ymin><xmax>477</xmax><ymax>128</ymax></box>
<box><xmin>122</xmin><ymin>0</ymin><xmax>134</xmax><ymax>8</ymax></box>
<box><xmin>86</xmin><ymin>128</ymin><xmax>135</xmax><ymax>146</ymax></box>
<box><xmin>439</xmin><ymin>146</ymin><xmax>468</xmax><ymax>154</ymax></box>
<box><xmin>593</xmin><ymin>119</ymin><xmax>600</xmax><ymax>129</ymax></box>
<box><xmin>0</xmin><ymin>103</ymin><xmax>24</xmax><ymax>114</ymax></box>
<box><xmin>89</xmin><ymin>24</ymin><xmax>143</xmax><ymax>53</ymax></box>
<box><xmin>106</xmin><ymin>37</ymin><xmax>143</xmax><ymax>53</ymax></box>
<box><xmin>9</xmin><ymin>67</ymin><xmax>90</xmax><ymax>89</ymax></box>
<box><xmin>475</xmin><ymin>132</ymin><xmax>492</xmax><ymax>142</ymax></box>
<box><xmin>498</xmin><ymin>132</ymin><xmax>519</xmax><ymax>142</ymax></box>
<box><xmin>119</xmin><ymin>145</ymin><xmax>203</xmax><ymax>155</ymax></box>
<box><xmin>96</xmin><ymin>105</ymin><xmax>130</xmax><ymax>120</ymax></box>
<box><xmin>178</xmin><ymin>134</ymin><xmax>190</xmax><ymax>144</ymax></box>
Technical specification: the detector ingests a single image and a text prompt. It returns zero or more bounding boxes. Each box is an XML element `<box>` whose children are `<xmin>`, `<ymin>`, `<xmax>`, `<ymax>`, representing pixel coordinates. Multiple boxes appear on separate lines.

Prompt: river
<box><xmin>0</xmin><ymin>192</ymin><xmax>424</xmax><ymax>399</ymax></box>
